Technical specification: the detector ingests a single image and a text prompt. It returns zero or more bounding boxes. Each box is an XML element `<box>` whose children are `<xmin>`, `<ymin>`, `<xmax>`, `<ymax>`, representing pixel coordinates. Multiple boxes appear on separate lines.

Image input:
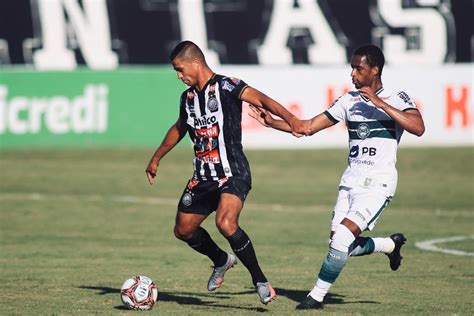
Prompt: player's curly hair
<box><xmin>169</xmin><ymin>41</ymin><xmax>205</xmax><ymax>62</ymax></box>
<box><xmin>353</xmin><ymin>44</ymin><xmax>385</xmax><ymax>76</ymax></box>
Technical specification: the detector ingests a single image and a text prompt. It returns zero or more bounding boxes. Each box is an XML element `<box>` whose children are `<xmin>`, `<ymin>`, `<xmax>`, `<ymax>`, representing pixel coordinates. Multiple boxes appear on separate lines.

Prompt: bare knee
<box><xmin>174</xmin><ymin>224</ymin><xmax>195</xmax><ymax>241</ymax></box>
<box><xmin>216</xmin><ymin>215</ymin><xmax>238</xmax><ymax>237</ymax></box>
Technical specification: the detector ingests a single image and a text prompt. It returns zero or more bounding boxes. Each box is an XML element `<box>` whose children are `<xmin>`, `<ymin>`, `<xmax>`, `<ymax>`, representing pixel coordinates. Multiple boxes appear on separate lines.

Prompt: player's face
<box><xmin>350</xmin><ymin>55</ymin><xmax>378</xmax><ymax>89</ymax></box>
<box><xmin>172</xmin><ymin>57</ymin><xmax>199</xmax><ymax>87</ymax></box>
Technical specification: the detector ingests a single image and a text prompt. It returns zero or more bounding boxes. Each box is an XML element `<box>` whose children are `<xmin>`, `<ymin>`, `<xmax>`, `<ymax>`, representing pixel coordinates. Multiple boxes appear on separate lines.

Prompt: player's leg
<box><xmin>297</xmin><ymin>188</ymin><xmax>362</xmax><ymax>310</ymax></box>
<box><xmin>330</xmin><ymin>187</ymin><xmax>351</xmax><ymax>239</ymax></box>
<box><xmin>346</xmin><ymin>192</ymin><xmax>406</xmax><ymax>270</ymax></box>
<box><xmin>174</xmin><ymin>211</ymin><xmax>228</xmax><ymax>266</ymax></box>
<box><xmin>174</xmin><ymin>180</ymin><xmax>229</xmax><ymax>270</ymax></box>
<box><xmin>216</xmin><ymin>178</ymin><xmax>275</xmax><ymax>304</ymax></box>
<box><xmin>331</xmin><ymin>188</ymin><xmax>403</xmax><ymax>262</ymax></box>
<box><xmin>348</xmin><ymin>196</ymin><xmax>393</xmax><ymax>256</ymax></box>
<box><xmin>297</xmin><ymin>218</ymin><xmax>360</xmax><ymax>310</ymax></box>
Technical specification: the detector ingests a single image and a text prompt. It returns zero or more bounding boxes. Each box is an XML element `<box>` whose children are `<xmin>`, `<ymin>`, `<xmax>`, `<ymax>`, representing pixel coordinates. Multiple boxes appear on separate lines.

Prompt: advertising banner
<box><xmin>217</xmin><ymin>65</ymin><xmax>473</xmax><ymax>149</ymax></box>
<box><xmin>0</xmin><ymin>69</ymin><xmax>183</xmax><ymax>148</ymax></box>
<box><xmin>0</xmin><ymin>65</ymin><xmax>472</xmax><ymax>149</ymax></box>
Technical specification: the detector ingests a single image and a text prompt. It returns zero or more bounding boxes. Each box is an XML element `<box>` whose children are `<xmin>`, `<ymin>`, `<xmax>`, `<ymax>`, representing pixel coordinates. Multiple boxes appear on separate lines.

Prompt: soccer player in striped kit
<box><xmin>145</xmin><ymin>41</ymin><xmax>309</xmax><ymax>304</ymax></box>
<box><xmin>250</xmin><ymin>44</ymin><xmax>425</xmax><ymax>309</ymax></box>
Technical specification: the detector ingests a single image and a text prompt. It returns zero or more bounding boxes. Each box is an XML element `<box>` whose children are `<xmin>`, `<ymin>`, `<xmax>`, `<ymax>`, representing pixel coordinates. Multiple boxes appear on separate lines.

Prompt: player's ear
<box><xmin>372</xmin><ymin>66</ymin><xmax>380</xmax><ymax>77</ymax></box>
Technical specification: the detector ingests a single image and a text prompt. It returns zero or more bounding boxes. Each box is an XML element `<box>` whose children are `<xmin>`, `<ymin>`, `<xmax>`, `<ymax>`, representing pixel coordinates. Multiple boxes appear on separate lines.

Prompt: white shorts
<box><xmin>331</xmin><ymin>186</ymin><xmax>392</xmax><ymax>232</ymax></box>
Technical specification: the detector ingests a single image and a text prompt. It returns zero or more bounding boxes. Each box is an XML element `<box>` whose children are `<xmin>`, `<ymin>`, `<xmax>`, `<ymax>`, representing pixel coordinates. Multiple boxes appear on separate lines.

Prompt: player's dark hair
<box><xmin>353</xmin><ymin>44</ymin><xmax>385</xmax><ymax>76</ymax></box>
<box><xmin>169</xmin><ymin>41</ymin><xmax>205</xmax><ymax>62</ymax></box>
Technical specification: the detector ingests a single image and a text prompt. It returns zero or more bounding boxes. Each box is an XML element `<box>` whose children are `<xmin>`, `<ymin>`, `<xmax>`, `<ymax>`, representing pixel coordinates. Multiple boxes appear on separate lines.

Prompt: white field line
<box><xmin>0</xmin><ymin>192</ymin><xmax>327</xmax><ymax>213</ymax></box>
<box><xmin>415</xmin><ymin>236</ymin><xmax>474</xmax><ymax>257</ymax></box>
<box><xmin>1</xmin><ymin>192</ymin><xmax>472</xmax><ymax>216</ymax></box>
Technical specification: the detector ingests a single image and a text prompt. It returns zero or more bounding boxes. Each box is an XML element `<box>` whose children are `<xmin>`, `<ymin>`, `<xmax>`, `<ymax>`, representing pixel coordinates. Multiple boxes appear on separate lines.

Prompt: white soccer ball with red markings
<box><xmin>120</xmin><ymin>275</ymin><xmax>158</xmax><ymax>310</ymax></box>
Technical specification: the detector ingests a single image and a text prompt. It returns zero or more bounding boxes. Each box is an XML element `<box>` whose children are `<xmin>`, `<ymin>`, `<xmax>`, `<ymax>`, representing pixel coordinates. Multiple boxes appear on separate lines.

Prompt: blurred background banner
<box><xmin>0</xmin><ymin>69</ymin><xmax>183</xmax><ymax>148</ymax></box>
<box><xmin>0</xmin><ymin>0</ymin><xmax>472</xmax><ymax>148</ymax></box>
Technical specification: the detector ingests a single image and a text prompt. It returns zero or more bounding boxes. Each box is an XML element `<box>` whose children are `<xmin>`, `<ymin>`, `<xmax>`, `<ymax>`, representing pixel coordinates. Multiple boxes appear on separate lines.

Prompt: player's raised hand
<box><xmin>249</xmin><ymin>104</ymin><xmax>273</xmax><ymax>127</ymax></box>
<box><xmin>359</xmin><ymin>87</ymin><xmax>382</xmax><ymax>107</ymax></box>
<box><xmin>145</xmin><ymin>160</ymin><xmax>159</xmax><ymax>185</ymax></box>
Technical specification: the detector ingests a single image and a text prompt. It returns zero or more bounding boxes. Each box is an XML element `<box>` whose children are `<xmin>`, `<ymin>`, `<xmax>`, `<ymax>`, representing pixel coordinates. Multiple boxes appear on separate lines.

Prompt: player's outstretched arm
<box><xmin>358</xmin><ymin>87</ymin><xmax>425</xmax><ymax>136</ymax></box>
<box><xmin>240</xmin><ymin>87</ymin><xmax>311</xmax><ymax>136</ymax></box>
<box><xmin>146</xmin><ymin>118</ymin><xmax>187</xmax><ymax>185</ymax></box>
<box><xmin>249</xmin><ymin>104</ymin><xmax>292</xmax><ymax>133</ymax></box>
<box><xmin>249</xmin><ymin>105</ymin><xmax>336</xmax><ymax>136</ymax></box>
<box><xmin>307</xmin><ymin>113</ymin><xmax>337</xmax><ymax>135</ymax></box>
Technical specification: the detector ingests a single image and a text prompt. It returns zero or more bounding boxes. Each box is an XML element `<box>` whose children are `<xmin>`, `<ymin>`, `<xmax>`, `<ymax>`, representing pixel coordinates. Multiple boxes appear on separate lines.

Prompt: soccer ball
<box><xmin>120</xmin><ymin>275</ymin><xmax>158</xmax><ymax>310</ymax></box>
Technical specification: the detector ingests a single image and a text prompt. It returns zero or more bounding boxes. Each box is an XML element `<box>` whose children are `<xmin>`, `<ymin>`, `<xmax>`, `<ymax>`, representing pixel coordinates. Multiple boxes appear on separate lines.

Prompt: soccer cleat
<box><xmin>255</xmin><ymin>282</ymin><xmax>276</xmax><ymax>304</ymax></box>
<box><xmin>387</xmin><ymin>233</ymin><xmax>406</xmax><ymax>271</ymax></box>
<box><xmin>295</xmin><ymin>295</ymin><xmax>323</xmax><ymax>310</ymax></box>
<box><xmin>207</xmin><ymin>253</ymin><xmax>237</xmax><ymax>291</ymax></box>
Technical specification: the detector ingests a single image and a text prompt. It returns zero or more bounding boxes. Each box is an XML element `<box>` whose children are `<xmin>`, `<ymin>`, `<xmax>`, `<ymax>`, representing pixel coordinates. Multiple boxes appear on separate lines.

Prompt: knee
<box><xmin>330</xmin><ymin>224</ymin><xmax>356</xmax><ymax>252</ymax></box>
<box><xmin>215</xmin><ymin>215</ymin><xmax>237</xmax><ymax>237</ymax></box>
<box><xmin>174</xmin><ymin>224</ymin><xmax>195</xmax><ymax>241</ymax></box>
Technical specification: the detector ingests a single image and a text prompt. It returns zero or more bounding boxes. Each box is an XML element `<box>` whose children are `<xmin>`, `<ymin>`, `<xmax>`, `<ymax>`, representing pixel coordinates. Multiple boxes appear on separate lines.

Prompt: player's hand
<box><xmin>358</xmin><ymin>87</ymin><xmax>383</xmax><ymax>107</ymax></box>
<box><xmin>249</xmin><ymin>104</ymin><xmax>274</xmax><ymax>127</ymax></box>
<box><xmin>145</xmin><ymin>160</ymin><xmax>159</xmax><ymax>185</ymax></box>
<box><xmin>289</xmin><ymin>117</ymin><xmax>311</xmax><ymax>137</ymax></box>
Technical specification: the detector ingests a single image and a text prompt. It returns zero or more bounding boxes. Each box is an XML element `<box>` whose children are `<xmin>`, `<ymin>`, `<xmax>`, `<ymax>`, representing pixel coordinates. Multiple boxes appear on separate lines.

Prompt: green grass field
<box><xmin>1</xmin><ymin>147</ymin><xmax>473</xmax><ymax>315</ymax></box>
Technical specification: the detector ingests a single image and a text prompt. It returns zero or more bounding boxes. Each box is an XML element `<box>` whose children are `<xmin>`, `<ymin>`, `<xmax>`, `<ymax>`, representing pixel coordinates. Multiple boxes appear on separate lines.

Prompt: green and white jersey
<box><xmin>324</xmin><ymin>87</ymin><xmax>418</xmax><ymax>196</ymax></box>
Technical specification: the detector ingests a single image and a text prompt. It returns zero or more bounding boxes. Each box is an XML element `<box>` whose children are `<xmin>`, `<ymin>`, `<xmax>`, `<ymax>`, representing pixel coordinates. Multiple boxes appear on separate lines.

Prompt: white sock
<box><xmin>308</xmin><ymin>279</ymin><xmax>332</xmax><ymax>302</ymax></box>
<box><xmin>372</xmin><ymin>237</ymin><xmax>395</xmax><ymax>254</ymax></box>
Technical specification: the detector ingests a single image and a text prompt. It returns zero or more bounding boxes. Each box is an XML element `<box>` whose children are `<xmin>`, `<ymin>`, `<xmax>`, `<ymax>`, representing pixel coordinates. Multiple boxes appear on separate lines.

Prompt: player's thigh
<box><xmin>346</xmin><ymin>188</ymin><xmax>391</xmax><ymax>232</ymax></box>
<box><xmin>215</xmin><ymin>178</ymin><xmax>250</xmax><ymax>232</ymax></box>
<box><xmin>331</xmin><ymin>187</ymin><xmax>351</xmax><ymax>232</ymax></box>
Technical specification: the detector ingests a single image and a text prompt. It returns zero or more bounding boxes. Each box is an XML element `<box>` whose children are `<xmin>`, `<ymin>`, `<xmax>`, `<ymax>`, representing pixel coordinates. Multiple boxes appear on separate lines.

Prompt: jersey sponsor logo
<box><xmin>397</xmin><ymin>91</ymin><xmax>414</xmax><ymax>106</ymax></box>
<box><xmin>194</xmin><ymin>115</ymin><xmax>217</xmax><ymax>127</ymax></box>
<box><xmin>195</xmin><ymin>124</ymin><xmax>221</xmax><ymax>163</ymax></box>
<box><xmin>222</xmin><ymin>81</ymin><xmax>235</xmax><ymax>92</ymax></box>
<box><xmin>349</xmin><ymin>158</ymin><xmax>375</xmax><ymax>166</ymax></box>
<box><xmin>349</xmin><ymin>145</ymin><xmax>359</xmax><ymax>158</ymax></box>
<box><xmin>356</xmin><ymin>123</ymin><xmax>371</xmax><ymax>139</ymax></box>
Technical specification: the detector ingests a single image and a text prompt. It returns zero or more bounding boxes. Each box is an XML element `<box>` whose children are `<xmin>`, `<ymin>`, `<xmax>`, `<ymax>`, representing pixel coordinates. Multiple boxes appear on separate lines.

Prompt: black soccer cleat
<box><xmin>295</xmin><ymin>295</ymin><xmax>323</xmax><ymax>310</ymax></box>
<box><xmin>387</xmin><ymin>233</ymin><xmax>406</xmax><ymax>271</ymax></box>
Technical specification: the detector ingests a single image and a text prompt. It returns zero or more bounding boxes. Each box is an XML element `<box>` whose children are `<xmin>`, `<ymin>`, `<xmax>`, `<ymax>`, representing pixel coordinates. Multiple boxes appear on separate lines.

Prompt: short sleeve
<box><xmin>324</xmin><ymin>94</ymin><xmax>347</xmax><ymax>123</ymax></box>
<box><xmin>178</xmin><ymin>91</ymin><xmax>188</xmax><ymax>124</ymax></box>
<box><xmin>394</xmin><ymin>91</ymin><xmax>418</xmax><ymax>112</ymax></box>
<box><xmin>221</xmin><ymin>77</ymin><xmax>248</xmax><ymax>99</ymax></box>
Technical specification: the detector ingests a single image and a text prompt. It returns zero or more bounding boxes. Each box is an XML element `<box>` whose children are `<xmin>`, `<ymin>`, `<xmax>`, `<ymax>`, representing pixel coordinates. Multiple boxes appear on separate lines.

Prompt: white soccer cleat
<box><xmin>256</xmin><ymin>282</ymin><xmax>276</xmax><ymax>304</ymax></box>
<box><xmin>207</xmin><ymin>253</ymin><xmax>237</xmax><ymax>291</ymax></box>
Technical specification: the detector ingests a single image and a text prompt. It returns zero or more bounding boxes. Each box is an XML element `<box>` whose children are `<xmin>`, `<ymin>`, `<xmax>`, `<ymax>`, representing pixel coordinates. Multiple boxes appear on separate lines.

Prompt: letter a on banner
<box><xmin>258</xmin><ymin>0</ymin><xmax>345</xmax><ymax>65</ymax></box>
<box><xmin>33</xmin><ymin>0</ymin><xmax>118</xmax><ymax>70</ymax></box>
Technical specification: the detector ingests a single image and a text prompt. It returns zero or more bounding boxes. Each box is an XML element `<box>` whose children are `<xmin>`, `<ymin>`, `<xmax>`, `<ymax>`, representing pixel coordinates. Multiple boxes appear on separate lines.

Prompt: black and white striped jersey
<box><xmin>179</xmin><ymin>74</ymin><xmax>251</xmax><ymax>183</ymax></box>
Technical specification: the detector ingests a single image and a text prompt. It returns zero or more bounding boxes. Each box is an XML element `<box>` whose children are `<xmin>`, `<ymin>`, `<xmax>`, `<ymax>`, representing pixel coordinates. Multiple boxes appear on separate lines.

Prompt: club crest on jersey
<box><xmin>357</xmin><ymin>123</ymin><xmax>371</xmax><ymax>139</ymax></box>
<box><xmin>182</xmin><ymin>192</ymin><xmax>192</xmax><ymax>206</ymax></box>
<box><xmin>207</xmin><ymin>96</ymin><xmax>219</xmax><ymax>112</ymax></box>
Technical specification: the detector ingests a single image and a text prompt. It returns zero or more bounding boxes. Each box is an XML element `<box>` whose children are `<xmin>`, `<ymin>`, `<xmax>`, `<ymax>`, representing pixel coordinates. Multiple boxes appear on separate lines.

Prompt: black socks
<box><xmin>226</xmin><ymin>227</ymin><xmax>267</xmax><ymax>285</ymax></box>
<box><xmin>185</xmin><ymin>227</ymin><xmax>228</xmax><ymax>267</ymax></box>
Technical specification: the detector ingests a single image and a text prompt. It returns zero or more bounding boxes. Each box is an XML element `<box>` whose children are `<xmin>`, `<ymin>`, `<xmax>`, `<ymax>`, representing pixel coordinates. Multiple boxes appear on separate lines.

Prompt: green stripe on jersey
<box><xmin>348</xmin><ymin>129</ymin><xmax>397</xmax><ymax>140</ymax></box>
<box><xmin>348</xmin><ymin>120</ymin><xmax>396</xmax><ymax>129</ymax></box>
